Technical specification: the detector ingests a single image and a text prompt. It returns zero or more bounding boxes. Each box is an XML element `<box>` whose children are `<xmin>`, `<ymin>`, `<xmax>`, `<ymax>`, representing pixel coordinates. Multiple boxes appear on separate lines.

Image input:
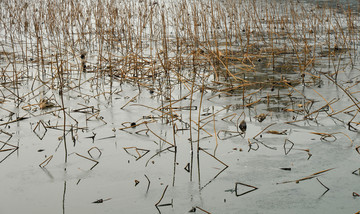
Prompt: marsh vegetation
<box><xmin>1</xmin><ymin>0</ymin><xmax>360</xmax><ymax>213</ymax></box>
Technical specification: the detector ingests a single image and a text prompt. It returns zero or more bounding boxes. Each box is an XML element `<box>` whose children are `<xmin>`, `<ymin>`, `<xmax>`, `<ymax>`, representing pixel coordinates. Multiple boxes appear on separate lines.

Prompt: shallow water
<box><xmin>1</xmin><ymin>0</ymin><xmax>360</xmax><ymax>213</ymax></box>
<box><xmin>2</xmin><ymin>73</ymin><xmax>360</xmax><ymax>214</ymax></box>
<box><xmin>301</xmin><ymin>0</ymin><xmax>360</xmax><ymax>11</ymax></box>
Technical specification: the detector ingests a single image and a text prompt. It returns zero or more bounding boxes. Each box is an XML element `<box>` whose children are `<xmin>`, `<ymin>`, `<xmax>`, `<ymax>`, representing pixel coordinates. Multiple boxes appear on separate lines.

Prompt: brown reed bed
<box><xmin>1</xmin><ymin>0</ymin><xmax>360</xmax><ymax>213</ymax></box>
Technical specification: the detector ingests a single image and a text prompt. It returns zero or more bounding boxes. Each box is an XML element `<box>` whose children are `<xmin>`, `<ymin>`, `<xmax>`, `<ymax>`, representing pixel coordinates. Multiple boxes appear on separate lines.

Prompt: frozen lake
<box><xmin>302</xmin><ymin>0</ymin><xmax>360</xmax><ymax>11</ymax></box>
<box><xmin>0</xmin><ymin>0</ymin><xmax>360</xmax><ymax>213</ymax></box>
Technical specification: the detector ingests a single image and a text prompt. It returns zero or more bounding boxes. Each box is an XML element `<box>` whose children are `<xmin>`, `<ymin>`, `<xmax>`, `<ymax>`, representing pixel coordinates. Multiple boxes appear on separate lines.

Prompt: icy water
<box><xmin>302</xmin><ymin>0</ymin><xmax>360</xmax><ymax>11</ymax></box>
<box><xmin>1</xmin><ymin>0</ymin><xmax>360</xmax><ymax>213</ymax></box>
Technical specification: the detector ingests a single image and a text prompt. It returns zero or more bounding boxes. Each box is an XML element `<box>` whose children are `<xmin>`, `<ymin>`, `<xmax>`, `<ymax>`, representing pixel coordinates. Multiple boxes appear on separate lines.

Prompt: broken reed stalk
<box><xmin>324</xmin><ymin>74</ymin><xmax>360</xmax><ymax>111</ymax></box>
<box><xmin>39</xmin><ymin>155</ymin><xmax>53</xmax><ymax>168</ymax></box>
<box><xmin>144</xmin><ymin>174</ymin><xmax>151</xmax><ymax>194</ymax></box>
<box><xmin>304</xmin><ymin>98</ymin><xmax>339</xmax><ymax>119</ymax></box>
<box><xmin>277</xmin><ymin>168</ymin><xmax>334</xmax><ymax>184</ymax></box>
<box><xmin>155</xmin><ymin>185</ymin><xmax>169</xmax><ymax>207</ymax></box>
<box><xmin>0</xmin><ymin>114</ymin><xmax>30</xmax><ymax>127</ymax></box>
<box><xmin>0</xmin><ymin>142</ymin><xmax>18</xmax><ymax>164</ymax></box>
<box><xmin>311</xmin><ymin>88</ymin><xmax>335</xmax><ymax>113</ymax></box>
<box><xmin>123</xmin><ymin>147</ymin><xmax>150</xmax><ymax>161</ymax></box>
<box><xmin>213</xmin><ymin>114</ymin><xmax>218</xmax><ymax>156</ymax></box>
<box><xmin>55</xmin><ymin>54</ymin><xmax>68</xmax><ymax>165</ymax></box>
<box><xmin>200</xmin><ymin>105</ymin><xmax>232</xmax><ymax>122</ymax></box>
<box><xmin>252</xmin><ymin>123</ymin><xmax>276</xmax><ymax>139</ymax></box>
<box><xmin>121</xmin><ymin>93</ymin><xmax>140</xmax><ymax>109</ymax></box>
<box><xmin>75</xmin><ymin>153</ymin><xmax>99</xmax><ymax>170</ymax></box>
<box><xmin>189</xmin><ymin>64</ymin><xmax>196</xmax><ymax>182</ymax></box>
<box><xmin>195</xmin><ymin>206</ymin><xmax>211</xmax><ymax>214</ymax></box>
<box><xmin>199</xmin><ymin>147</ymin><xmax>228</xmax><ymax>168</ymax></box>
<box><xmin>310</xmin><ymin>131</ymin><xmax>353</xmax><ymax>146</ymax></box>
<box><xmin>316</xmin><ymin>178</ymin><xmax>330</xmax><ymax>191</ymax></box>
<box><xmin>144</xmin><ymin>123</ymin><xmax>174</xmax><ymax>147</ymax></box>
<box><xmin>196</xmin><ymin>84</ymin><xmax>206</xmax><ymax>185</ymax></box>
<box><xmin>328</xmin><ymin>101</ymin><xmax>360</xmax><ymax>117</ymax></box>
<box><xmin>221</xmin><ymin>113</ymin><xmax>237</xmax><ymax>122</ymax></box>
<box><xmin>284</xmin><ymin>139</ymin><xmax>295</xmax><ymax>155</ymax></box>
<box><xmin>145</xmin><ymin>145</ymin><xmax>174</xmax><ymax>167</ymax></box>
<box><xmin>88</xmin><ymin>147</ymin><xmax>102</xmax><ymax>159</ymax></box>
<box><xmin>191</xmin><ymin>120</ymin><xmax>213</xmax><ymax>137</ymax></box>
<box><xmin>235</xmin><ymin>182</ymin><xmax>259</xmax><ymax>197</ymax></box>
